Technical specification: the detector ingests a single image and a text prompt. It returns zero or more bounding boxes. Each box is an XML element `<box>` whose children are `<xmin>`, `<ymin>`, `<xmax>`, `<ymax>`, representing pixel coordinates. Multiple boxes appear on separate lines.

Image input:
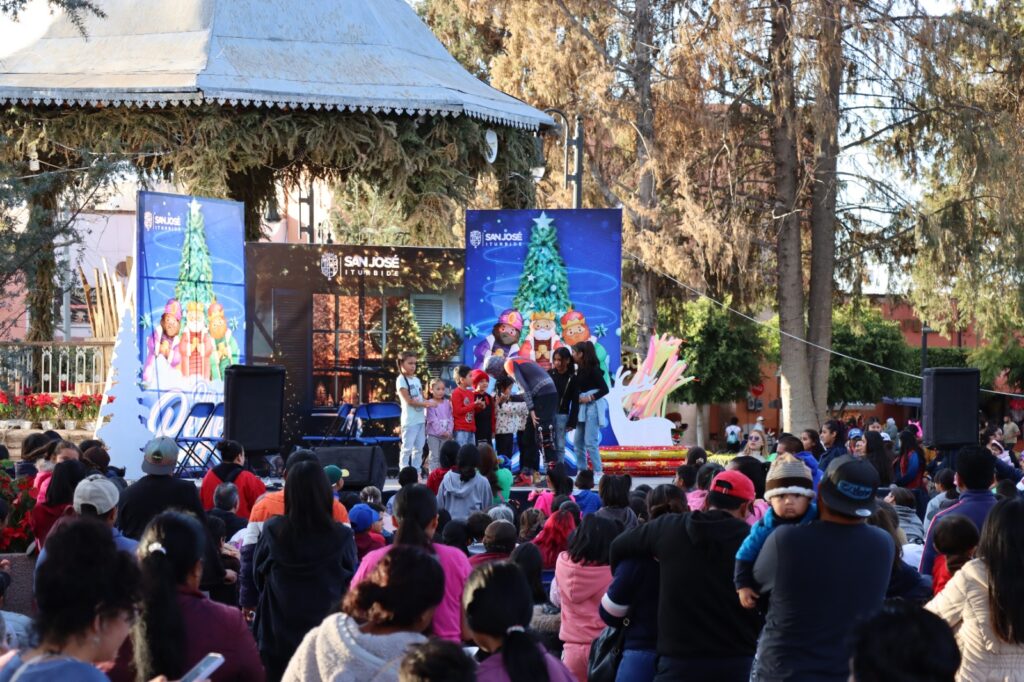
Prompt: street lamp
<box><xmin>543</xmin><ymin>108</ymin><xmax>585</xmax><ymax>210</ymax></box>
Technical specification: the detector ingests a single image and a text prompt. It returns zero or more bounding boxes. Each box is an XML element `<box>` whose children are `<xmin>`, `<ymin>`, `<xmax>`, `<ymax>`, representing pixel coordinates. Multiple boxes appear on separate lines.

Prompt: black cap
<box><xmin>819</xmin><ymin>455</ymin><xmax>879</xmax><ymax>518</ymax></box>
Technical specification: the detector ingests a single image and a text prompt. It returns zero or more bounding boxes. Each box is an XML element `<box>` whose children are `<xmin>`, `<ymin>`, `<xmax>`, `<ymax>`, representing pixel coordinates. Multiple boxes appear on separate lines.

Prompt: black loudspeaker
<box><xmin>224</xmin><ymin>365</ymin><xmax>286</xmax><ymax>453</ymax></box>
<box><xmin>314</xmin><ymin>446</ymin><xmax>387</xmax><ymax>490</ymax></box>
<box><xmin>922</xmin><ymin>368</ymin><xmax>980</xmax><ymax>448</ymax></box>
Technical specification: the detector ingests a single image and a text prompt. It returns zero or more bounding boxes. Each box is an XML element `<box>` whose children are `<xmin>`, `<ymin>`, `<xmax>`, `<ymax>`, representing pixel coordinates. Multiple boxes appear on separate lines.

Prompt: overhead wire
<box><xmin>625</xmin><ymin>251</ymin><xmax>1024</xmax><ymax>400</ymax></box>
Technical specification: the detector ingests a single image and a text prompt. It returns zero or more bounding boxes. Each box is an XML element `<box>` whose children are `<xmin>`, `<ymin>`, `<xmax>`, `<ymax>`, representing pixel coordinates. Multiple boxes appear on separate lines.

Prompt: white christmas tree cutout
<box><xmin>97</xmin><ymin>305</ymin><xmax>156</xmax><ymax>480</ymax></box>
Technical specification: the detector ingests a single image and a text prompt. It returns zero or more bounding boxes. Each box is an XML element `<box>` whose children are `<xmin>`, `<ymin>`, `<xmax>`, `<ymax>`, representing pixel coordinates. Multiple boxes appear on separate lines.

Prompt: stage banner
<box><xmin>137</xmin><ymin>191</ymin><xmax>246</xmax><ymax>440</ymax></box>
<box><xmin>245</xmin><ymin>244</ymin><xmax>463</xmax><ymax>451</ymax></box>
<box><xmin>463</xmin><ymin>209</ymin><xmax>622</xmax><ymax>463</ymax></box>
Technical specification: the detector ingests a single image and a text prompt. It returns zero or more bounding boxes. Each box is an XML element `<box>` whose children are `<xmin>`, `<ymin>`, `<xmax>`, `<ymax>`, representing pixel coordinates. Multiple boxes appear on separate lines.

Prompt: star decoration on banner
<box><xmin>533</xmin><ymin>212</ymin><xmax>554</xmax><ymax>230</ymax></box>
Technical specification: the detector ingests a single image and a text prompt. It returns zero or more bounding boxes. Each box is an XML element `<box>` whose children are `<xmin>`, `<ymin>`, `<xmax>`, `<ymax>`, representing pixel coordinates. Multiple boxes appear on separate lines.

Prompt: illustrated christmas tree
<box><xmin>377</xmin><ymin>299</ymin><xmax>427</xmax><ymax>399</ymax></box>
<box><xmin>175</xmin><ymin>198</ymin><xmax>214</xmax><ymax>308</ymax></box>
<box><xmin>513</xmin><ymin>212</ymin><xmax>572</xmax><ymax>324</ymax></box>
<box><xmin>97</xmin><ymin>305</ymin><xmax>156</xmax><ymax>480</ymax></box>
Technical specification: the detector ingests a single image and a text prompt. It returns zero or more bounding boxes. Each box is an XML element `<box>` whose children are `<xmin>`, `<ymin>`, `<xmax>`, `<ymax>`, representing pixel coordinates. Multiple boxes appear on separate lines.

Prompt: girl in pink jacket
<box><xmin>552</xmin><ymin>514</ymin><xmax>619</xmax><ymax>681</ymax></box>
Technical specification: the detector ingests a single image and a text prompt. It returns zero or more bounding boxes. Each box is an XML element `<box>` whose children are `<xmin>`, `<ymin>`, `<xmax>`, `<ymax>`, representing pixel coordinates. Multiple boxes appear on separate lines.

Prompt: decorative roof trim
<box><xmin>0</xmin><ymin>89</ymin><xmax>549</xmax><ymax>130</ymax></box>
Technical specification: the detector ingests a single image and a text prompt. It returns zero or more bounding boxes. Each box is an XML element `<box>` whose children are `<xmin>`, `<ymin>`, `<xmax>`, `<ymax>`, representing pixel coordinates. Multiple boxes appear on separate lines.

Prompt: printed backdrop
<box><xmin>137</xmin><ymin>191</ymin><xmax>245</xmax><ymax>439</ymax></box>
<box><xmin>463</xmin><ymin>209</ymin><xmax>622</xmax><ymax>460</ymax></box>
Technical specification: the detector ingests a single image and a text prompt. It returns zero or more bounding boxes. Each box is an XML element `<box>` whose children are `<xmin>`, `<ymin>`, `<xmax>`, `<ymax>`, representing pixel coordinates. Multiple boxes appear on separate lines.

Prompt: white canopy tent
<box><xmin>0</xmin><ymin>0</ymin><xmax>552</xmax><ymax>130</ymax></box>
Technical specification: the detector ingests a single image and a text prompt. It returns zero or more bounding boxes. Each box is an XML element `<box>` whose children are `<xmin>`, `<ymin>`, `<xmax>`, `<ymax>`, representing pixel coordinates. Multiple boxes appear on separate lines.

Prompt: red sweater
<box><xmin>427</xmin><ymin>467</ymin><xmax>454</xmax><ymax>494</ymax></box>
<box><xmin>200</xmin><ymin>463</ymin><xmax>267</xmax><ymax>520</ymax></box>
<box><xmin>452</xmin><ymin>386</ymin><xmax>483</xmax><ymax>432</ymax></box>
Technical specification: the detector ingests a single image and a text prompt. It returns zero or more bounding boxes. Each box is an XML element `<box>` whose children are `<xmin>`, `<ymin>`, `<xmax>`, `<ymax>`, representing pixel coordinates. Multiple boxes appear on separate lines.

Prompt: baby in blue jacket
<box><xmin>735</xmin><ymin>454</ymin><xmax>818</xmax><ymax>608</ymax></box>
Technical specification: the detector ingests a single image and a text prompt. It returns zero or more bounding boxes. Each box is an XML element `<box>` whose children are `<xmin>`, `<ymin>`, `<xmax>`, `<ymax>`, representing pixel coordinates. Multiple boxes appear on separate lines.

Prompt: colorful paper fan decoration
<box><xmin>621</xmin><ymin>334</ymin><xmax>696</xmax><ymax>420</ymax></box>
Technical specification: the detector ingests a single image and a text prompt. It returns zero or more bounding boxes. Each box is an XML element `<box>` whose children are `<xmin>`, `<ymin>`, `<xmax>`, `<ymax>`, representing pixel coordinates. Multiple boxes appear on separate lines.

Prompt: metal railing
<box><xmin>0</xmin><ymin>341</ymin><xmax>114</xmax><ymax>395</ymax></box>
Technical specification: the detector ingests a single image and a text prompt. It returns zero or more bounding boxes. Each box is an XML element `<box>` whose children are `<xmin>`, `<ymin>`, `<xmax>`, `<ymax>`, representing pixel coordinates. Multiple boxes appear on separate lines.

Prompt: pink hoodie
<box><xmin>351</xmin><ymin>542</ymin><xmax>471</xmax><ymax>642</ymax></box>
<box><xmin>553</xmin><ymin>551</ymin><xmax>612</xmax><ymax>645</ymax></box>
<box><xmin>529</xmin><ymin>490</ymin><xmax>576</xmax><ymax>517</ymax></box>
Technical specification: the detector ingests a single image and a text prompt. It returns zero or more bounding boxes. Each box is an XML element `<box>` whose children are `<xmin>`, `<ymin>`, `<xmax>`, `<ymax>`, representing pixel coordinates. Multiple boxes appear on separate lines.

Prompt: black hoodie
<box><xmin>252</xmin><ymin>515</ymin><xmax>358</xmax><ymax>678</ymax></box>
<box><xmin>610</xmin><ymin>510</ymin><xmax>763</xmax><ymax>659</ymax></box>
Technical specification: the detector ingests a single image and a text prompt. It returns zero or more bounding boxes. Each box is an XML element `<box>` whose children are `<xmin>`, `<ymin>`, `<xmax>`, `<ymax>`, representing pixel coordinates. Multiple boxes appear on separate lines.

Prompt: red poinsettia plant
<box><xmin>0</xmin><ymin>391</ymin><xmax>10</xmax><ymax>420</ymax></box>
<box><xmin>0</xmin><ymin>473</ymin><xmax>35</xmax><ymax>552</ymax></box>
<box><xmin>82</xmin><ymin>394</ymin><xmax>107</xmax><ymax>421</ymax></box>
<box><xmin>59</xmin><ymin>394</ymin><xmax>89</xmax><ymax>421</ymax></box>
<box><xmin>22</xmin><ymin>393</ymin><xmax>57</xmax><ymax>422</ymax></box>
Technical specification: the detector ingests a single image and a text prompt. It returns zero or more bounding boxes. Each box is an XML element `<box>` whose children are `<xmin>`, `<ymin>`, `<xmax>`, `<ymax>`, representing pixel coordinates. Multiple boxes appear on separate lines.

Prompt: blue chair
<box><xmin>302</xmin><ymin>403</ymin><xmax>355</xmax><ymax>446</ymax></box>
<box><xmin>174</xmin><ymin>402</ymin><xmax>224</xmax><ymax>476</ymax></box>
<box><xmin>352</xmin><ymin>402</ymin><xmax>402</xmax><ymax>447</ymax></box>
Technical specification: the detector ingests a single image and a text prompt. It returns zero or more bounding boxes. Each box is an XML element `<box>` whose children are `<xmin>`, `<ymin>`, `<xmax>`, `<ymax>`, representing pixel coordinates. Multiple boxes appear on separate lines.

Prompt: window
<box><xmin>411</xmin><ymin>296</ymin><xmax>444</xmax><ymax>346</ymax></box>
<box><xmin>311</xmin><ymin>293</ymin><xmax>399</xmax><ymax>407</ymax></box>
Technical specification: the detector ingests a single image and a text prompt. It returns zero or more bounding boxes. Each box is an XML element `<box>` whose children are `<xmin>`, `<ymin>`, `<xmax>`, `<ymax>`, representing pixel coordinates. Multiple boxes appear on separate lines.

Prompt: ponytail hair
<box><xmin>456</xmin><ymin>444</ymin><xmax>480</xmax><ymax>483</ymax></box>
<box><xmin>215</xmin><ymin>439</ymin><xmax>244</xmax><ymax>463</ymax></box>
<box><xmin>133</xmin><ymin>511</ymin><xmax>207</xmax><ymax>680</ymax></box>
<box><xmin>393</xmin><ymin>484</ymin><xmax>438</xmax><ymax>549</ymax></box>
<box><xmin>463</xmin><ymin>562</ymin><xmax>549</xmax><ymax>682</ymax></box>
<box><xmin>343</xmin><ymin>545</ymin><xmax>444</xmax><ymax>630</ymax></box>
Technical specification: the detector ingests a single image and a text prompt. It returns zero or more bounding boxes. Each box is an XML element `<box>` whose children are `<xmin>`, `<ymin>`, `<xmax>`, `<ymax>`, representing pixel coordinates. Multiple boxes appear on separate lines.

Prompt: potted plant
<box><xmin>80</xmin><ymin>393</ymin><xmax>107</xmax><ymax>426</ymax></box>
<box><xmin>11</xmin><ymin>395</ymin><xmax>30</xmax><ymax>430</ymax></box>
<box><xmin>0</xmin><ymin>471</ymin><xmax>35</xmax><ymax>553</ymax></box>
<box><xmin>59</xmin><ymin>394</ymin><xmax>86</xmax><ymax>431</ymax></box>
<box><xmin>0</xmin><ymin>391</ymin><xmax>10</xmax><ymax>429</ymax></box>
<box><xmin>25</xmin><ymin>393</ymin><xmax>57</xmax><ymax>430</ymax></box>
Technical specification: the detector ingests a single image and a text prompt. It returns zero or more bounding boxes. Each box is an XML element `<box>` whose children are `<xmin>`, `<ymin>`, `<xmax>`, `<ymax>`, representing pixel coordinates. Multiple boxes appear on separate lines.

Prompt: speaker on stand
<box><xmin>224</xmin><ymin>365</ymin><xmax>286</xmax><ymax>474</ymax></box>
<box><xmin>921</xmin><ymin>368</ymin><xmax>980</xmax><ymax>449</ymax></box>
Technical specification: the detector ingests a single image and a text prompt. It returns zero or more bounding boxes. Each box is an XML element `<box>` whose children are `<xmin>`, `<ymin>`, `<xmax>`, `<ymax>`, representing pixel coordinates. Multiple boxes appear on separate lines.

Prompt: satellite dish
<box><xmin>484</xmin><ymin>129</ymin><xmax>499</xmax><ymax>164</ymax></box>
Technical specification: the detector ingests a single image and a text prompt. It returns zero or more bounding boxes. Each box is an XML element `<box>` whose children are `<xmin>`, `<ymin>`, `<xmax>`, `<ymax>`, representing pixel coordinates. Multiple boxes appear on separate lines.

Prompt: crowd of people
<box><xmin>2</xmin><ymin>354</ymin><xmax>1024</xmax><ymax>681</ymax></box>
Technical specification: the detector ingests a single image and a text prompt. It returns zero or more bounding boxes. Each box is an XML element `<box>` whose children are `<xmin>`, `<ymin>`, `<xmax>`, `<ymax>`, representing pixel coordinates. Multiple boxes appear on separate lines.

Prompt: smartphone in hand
<box><xmin>180</xmin><ymin>653</ymin><xmax>225</xmax><ymax>682</ymax></box>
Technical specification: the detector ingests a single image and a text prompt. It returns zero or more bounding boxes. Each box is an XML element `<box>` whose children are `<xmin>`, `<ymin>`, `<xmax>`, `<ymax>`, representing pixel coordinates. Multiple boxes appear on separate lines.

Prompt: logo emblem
<box><xmin>143</xmin><ymin>212</ymin><xmax>153</xmax><ymax>230</ymax></box>
<box><xmin>320</xmin><ymin>252</ymin><xmax>339</xmax><ymax>279</ymax></box>
<box><xmin>469</xmin><ymin>230</ymin><xmax>483</xmax><ymax>248</ymax></box>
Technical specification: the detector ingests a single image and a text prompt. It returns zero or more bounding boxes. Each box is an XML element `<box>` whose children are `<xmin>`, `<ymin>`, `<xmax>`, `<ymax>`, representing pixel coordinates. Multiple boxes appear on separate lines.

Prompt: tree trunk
<box><xmin>695</xmin><ymin>402</ymin><xmax>705</xmax><ymax>448</ymax></box>
<box><xmin>26</xmin><ymin>189</ymin><xmax>59</xmax><ymax>344</ymax></box>
<box><xmin>632</xmin><ymin>0</ymin><xmax>658</xmax><ymax>354</ymax></box>
<box><xmin>807</xmin><ymin>0</ymin><xmax>843</xmax><ymax>423</ymax></box>
<box><xmin>771</xmin><ymin>0</ymin><xmax>817</xmax><ymax>432</ymax></box>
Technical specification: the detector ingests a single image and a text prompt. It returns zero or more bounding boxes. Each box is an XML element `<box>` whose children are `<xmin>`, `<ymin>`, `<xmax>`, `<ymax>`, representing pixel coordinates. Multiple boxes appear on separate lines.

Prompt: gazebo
<box><xmin>0</xmin><ymin>0</ymin><xmax>551</xmax><ymax>339</ymax></box>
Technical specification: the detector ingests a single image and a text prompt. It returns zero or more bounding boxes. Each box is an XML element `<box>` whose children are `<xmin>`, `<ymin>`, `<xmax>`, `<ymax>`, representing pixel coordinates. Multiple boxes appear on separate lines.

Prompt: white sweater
<box><xmin>281</xmin><ymin>612</ymin><xmax>427</xmax><ymax>682</ymax></box>
<box><xmin>926</xmin><ymin>559</ymin><xmax>1024</xmax><ymax>681</ymax></box>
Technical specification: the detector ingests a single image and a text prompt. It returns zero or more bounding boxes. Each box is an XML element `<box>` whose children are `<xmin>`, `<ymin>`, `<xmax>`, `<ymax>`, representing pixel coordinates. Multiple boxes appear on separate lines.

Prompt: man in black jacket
<box><xmin>610</xmin><ymin>469</ymin><xmax>763</xmax><ymax>681</ymax></box>
<box><xmin>117</xmin><ymin>436</ymin><xmax>207</xmax><ymax>539</ymax></box>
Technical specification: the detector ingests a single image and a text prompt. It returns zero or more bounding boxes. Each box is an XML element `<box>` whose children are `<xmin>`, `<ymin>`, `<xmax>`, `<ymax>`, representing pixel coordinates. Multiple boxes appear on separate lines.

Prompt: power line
<box><xmin>625</xmin><ymin>251</ymin><xmax>1024</xmax><ymax>400</ymax></box>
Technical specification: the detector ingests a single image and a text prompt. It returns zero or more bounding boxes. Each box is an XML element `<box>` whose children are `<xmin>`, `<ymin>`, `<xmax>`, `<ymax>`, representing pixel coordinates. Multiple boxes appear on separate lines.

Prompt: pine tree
<box><xmin>377</xmin><ymin>300</ymin><xmax>427</xmax><ymax>399</ymax></box>
<box><xmin>175</xmin><ymin>198</ymin><xmax>214</xmax><ymax>308</ymax></box>
<box><xmin>97</xmin><ymin>305</ymin><xmax>155</xmax><ymax>479</ymax></box>
<box><xmin>513</xmin><ymin>212</ymin><xmax>572</xmax><ymax>321</ymax></box>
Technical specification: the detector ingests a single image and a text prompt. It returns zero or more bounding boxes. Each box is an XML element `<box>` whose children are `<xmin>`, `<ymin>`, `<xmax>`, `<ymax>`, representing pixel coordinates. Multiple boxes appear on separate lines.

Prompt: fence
<box><xmin>0</xmin><ymin>341</ymin><xmax>114</xmax><ymax>395</ymax></box>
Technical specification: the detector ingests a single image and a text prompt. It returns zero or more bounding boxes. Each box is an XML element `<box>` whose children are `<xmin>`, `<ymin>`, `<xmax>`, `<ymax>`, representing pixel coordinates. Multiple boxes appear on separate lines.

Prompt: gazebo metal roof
<box><xmin>0</xmin><ymin>0</ymin><xmax>552</xmax><ymax>130</ymax></box>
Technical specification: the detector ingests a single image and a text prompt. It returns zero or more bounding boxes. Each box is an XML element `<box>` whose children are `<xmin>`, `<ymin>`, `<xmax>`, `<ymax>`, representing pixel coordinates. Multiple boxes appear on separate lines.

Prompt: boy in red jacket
<box><xmin>452</xmin><ymin>365</ymin><xmax>484</xmax><ymax>446</ymax></box>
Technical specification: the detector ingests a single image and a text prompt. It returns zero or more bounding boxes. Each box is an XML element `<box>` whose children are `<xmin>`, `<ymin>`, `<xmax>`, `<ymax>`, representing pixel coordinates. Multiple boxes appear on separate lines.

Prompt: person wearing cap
<box><xmin>350</xmin><ymin>502</ymin><xmax>386</xmax><ymax>560</ymax></box>
<box><xmin>752</xmin><ymin>455</ymin><xmax>894</xmax><ymax>681</ymax></box>
<box><xmin>470</xmin><ymin>369</ymin><xmax>496</xmax><ymax>449</ymax></box>
<box><xmin>734</xmin><ymin>455</ymin><xmax>818</xmax><ymax>609</ymax></box>
<box><xmin>469</xmin><ymin>520</ymin><xmax>517</xmax><ymax>567</ymax></box>
<box><xmin>35</xmin><ymin>474</ymin><xmax>140</xmax><ymax>584</ymax></box>
<box><xmin>323</xmin><ymin>463</ymin><xmax>348</xmax><ymax>501</ymax></box>
<box><xmin>610</xmin><ymin>470</ymin><xmax>764</xmax><ymax>681</ymax></box>
<box><xmin>116</xmin><ymin>437</ymin><xmax>208</xmax><ymax>541</ymax></box>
